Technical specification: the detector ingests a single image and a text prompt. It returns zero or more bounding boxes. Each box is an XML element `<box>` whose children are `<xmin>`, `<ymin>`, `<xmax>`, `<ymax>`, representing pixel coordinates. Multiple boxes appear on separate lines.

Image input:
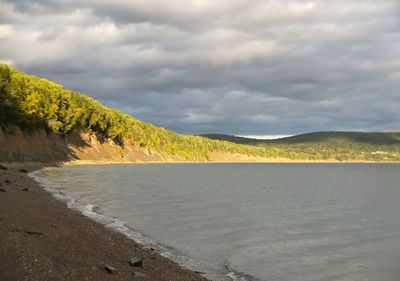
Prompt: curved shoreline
<box><xmin>30</xmin><ymin>168</ymin><xmax>247</xmax><ymax>281</ymax></box>
<box><xmin>1</xmin><ymin>161</ymin><xmax>399</xmax><ymax>281</ymax></box>
<box><xmin>0</xmin><ymin>165</ymin><xmax>210</xmax><ymax>281</ymax></box>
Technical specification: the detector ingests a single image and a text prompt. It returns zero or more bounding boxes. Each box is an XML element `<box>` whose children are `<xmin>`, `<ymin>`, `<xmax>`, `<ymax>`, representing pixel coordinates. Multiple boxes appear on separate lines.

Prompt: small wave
<box><xmin>29</xmin><ymin>169</ymin><xmax>253</xmax><ymax>281</ymax></box>
<box><xmin>224</xmin><ymin>264</ymin><xmax>262</xmax><ymax>281</ymax></box>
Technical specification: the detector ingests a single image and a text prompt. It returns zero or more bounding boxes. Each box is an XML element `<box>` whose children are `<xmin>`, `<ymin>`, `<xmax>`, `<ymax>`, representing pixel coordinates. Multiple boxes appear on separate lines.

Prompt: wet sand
<box><xmin>0</xmin><ymin>165</ymin><xmax>210</xmax><ymax>281</ymax></box>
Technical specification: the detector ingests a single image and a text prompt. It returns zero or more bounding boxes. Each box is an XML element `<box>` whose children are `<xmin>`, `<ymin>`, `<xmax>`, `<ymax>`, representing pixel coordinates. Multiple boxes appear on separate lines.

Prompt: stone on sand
<box><xmin>132</xmin><ymin>271</ymin><xmax>146</xmax><ymax>278</ymax></box>
<box><xmin>129</xmin><ymin>257</ymin><xmax>143</xmax><ymax>267</ymax></box>
<box><xmin>105</xmin><ymin>265</ymin><xmax>117</xmax><ymax>274</ymax></box>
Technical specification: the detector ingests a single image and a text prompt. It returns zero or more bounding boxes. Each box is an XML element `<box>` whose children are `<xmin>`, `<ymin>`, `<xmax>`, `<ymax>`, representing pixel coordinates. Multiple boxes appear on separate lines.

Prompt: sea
<box><xmin>32</xmin><ymin>163</ymin><xmax>400</xmax><ymax>281</ymax></box>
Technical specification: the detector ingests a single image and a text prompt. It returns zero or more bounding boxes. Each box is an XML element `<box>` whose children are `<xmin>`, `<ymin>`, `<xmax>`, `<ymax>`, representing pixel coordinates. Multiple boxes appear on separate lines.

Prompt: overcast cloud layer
<box><xmin>1</xmin><ymin>0</ymin><xmax>400</xmax><ymax>135</ymax></box>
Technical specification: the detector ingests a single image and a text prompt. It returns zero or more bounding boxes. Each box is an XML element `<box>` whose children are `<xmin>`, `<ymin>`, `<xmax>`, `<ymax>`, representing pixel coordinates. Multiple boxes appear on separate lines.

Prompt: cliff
<box><xmin>0</xmin><ymin>126</ymin><xmax>270</xmax><ymax>164</ymax></box>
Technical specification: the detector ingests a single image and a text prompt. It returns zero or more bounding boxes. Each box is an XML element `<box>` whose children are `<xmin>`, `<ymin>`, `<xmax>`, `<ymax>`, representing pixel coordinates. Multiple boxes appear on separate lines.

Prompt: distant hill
<box><xmin>202</xmin><ymin>132</ymin><xmax>400</xmax><ymax>145</ymax></box>
<box><xmin>200</xmin><ymin>134</ymin><xmax>264</xmax><ymax>145</ymax></box>
<box><xmin>201</xmin><ymin>132</ymin><xmax>400</xmax><ymax>162</ymax></box>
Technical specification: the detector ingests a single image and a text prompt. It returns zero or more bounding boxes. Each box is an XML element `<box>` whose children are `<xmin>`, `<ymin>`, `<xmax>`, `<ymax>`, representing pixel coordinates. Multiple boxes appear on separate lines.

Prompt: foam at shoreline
<box><xmin>29</xmin><ymin>169</ymin><xmax>252</xmax><ymax>281</ymax></box>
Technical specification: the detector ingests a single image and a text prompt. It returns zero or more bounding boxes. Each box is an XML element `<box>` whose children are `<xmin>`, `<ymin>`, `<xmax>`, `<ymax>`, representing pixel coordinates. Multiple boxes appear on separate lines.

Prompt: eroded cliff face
<box><xmin>0</xmin><ymin>127</ymin><xmax>69</xmax><ymax>163</ymax></box>
<box><xmin>0</xmin><ymin>127</ymin><xmax>271</xmax><ymax>164</ymax></box>
<box><xmin>69</xmin><ymin>131</ymin><xmax>166</xmax><ymax>164</ymax></box>
<box><xmin>0</xmin><ymin>127</ymin><xmax>164</xmax><ymax>164</ymax></box>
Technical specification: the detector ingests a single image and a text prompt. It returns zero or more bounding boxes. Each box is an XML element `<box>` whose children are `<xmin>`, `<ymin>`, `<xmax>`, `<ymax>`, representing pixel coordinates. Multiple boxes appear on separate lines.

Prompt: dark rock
<box><xmin>132</xmin><ymin>271</ymin><xmax>146</xmax><ymax>278</ymax></box>
<box><xmin>105</xmin><ymin>265</ymin><xmax>117</xmax><ymax>274</ymax></box>
<box><xmin>129</xmin><ymin>257</ymin><xmax>143</xmax><ymax>267</ymax></box>
<box><xmin>22</xmin><ymin>188</ymin><xmax>29</xmax><ymax>191</ymax></box>
<box><xmin>0</xmin><ymin>165</ymin><xmax>7</xmax><ymax>170</ymax></box>
<box><xmin>19</xmin><ymin>169</ymin><xmax>28</xmax><ymax>173</ymax></box>
<box><xmin>0</xmin><ymin>188</ymin><xmax>5</xmax><ymax>192</ymax></box>
<box><xmin>25</xmin><ymin>230</ymin><xmax>43</xmax><ymax>236</ymax></box>
<box><xmin>5</xmin><ymin>180</ymin><xmax>10</xmax><ymax>184</ymax></box>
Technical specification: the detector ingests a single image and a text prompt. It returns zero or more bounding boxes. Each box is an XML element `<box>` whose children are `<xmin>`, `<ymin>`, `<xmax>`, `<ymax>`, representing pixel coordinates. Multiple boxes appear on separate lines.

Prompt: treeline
<box><xmin>0</xmin><ymin>64</ymin><xmax>272</xmax><ymax>161</ymax></box>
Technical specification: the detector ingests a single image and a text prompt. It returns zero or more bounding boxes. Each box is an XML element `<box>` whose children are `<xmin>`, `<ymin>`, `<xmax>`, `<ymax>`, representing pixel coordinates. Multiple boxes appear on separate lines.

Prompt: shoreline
<box><xmin>29</xmin><ymin>168</ymin><xmax>242</xmax><ymax>281</ymax></box>
<box><xmin>60</xmin><ymin>159</ymin><xmax>400</xmax><ymax>166</ymax></box>
<box><xmin>0</xmin><ymin>165</ymin><xmax>211</xmax><ymax>281</ymax></box>
<box><xmin>1</xmin><ymin>156</ymin><xmax>400</xmax><ymax>171</ymax></box>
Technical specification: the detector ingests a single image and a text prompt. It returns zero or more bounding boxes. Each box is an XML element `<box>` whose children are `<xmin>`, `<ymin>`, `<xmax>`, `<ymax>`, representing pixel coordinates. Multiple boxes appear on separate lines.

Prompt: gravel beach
<box><xmin>0</xmin><ymin>165</ymin><xmax>210</xmax><ymax>281</ymax></box>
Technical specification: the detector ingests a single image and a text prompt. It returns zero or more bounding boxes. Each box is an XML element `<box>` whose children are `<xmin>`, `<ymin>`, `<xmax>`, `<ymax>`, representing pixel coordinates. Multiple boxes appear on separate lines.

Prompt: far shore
<box><xmin>58</xmin><ymin>159</ymin><xmax>400</xmax><ymax>166</ymax></box>
<box><xmin>1</xmin><ymin>158</ymin><xmax>399</xmax><ymax>171</ymax></box>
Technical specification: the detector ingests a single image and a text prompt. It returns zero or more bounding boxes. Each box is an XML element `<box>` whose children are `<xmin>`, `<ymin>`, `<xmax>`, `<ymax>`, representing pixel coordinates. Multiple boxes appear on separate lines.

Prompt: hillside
<box><xmin>202</xmin><ymin>132</ymin><xmax>400</xmax><ymax>145</ymax></box>
<box><xmin>201</xmin><ymin>132</ymin><xmax>400</xmax><ymax>162</ymax></box>
<box><xmin>0</xmin><ymin>64</ymin><xmax>273</xmax><ymax>163</ymax></box>
<box><xmin>1</xmin><ymin>64</ymin><xmax>399</xmax><ymax>163</ymax></box>
<box><xmin>200</xmin><ymin>134</ymin><xmax>266</xmax><ymax>145</ymax></box>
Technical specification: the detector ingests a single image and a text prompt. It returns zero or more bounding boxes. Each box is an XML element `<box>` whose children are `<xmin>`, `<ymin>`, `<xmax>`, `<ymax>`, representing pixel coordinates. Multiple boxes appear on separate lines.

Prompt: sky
<box><xmin>1</xmin><ymin>0</ymin><xmax>400</xmax><ymax>136</ymax></box>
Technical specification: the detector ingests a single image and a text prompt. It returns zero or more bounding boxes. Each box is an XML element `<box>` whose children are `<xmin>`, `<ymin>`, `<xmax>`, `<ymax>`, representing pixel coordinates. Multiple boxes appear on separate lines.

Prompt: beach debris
<box><xmin>19</xmin><ymin>169</ymin><xmax>28</xmax><ymax>173</ymax></box>
<box><xmin>21</xmin><ymin>188</ymin><xmax>30</xmax><ymax>191</ymax></box>
<box><xmin>0</xmin><ymin>188</ymin><xmax>6</xmax><ymax>192</ymax></box>
<box><xmin>8</xmin><ymin>228</ymin><xmax>43</xmax><ymax>236</ymax></box>
<box><xmin>132</xmin><ymin>271</ymin><xmax>146</xmax><ymax>278</ymax></box>
<box><xmin>25</xmin><ymin>230</ymin><xmax>43</xmax><ymax>236</ymax></box>
<box><xmin>129</xmin><ymin>256</ymin><xmax>143</xmax><ymax>267</ymax></box>
<box><xmin>0</xmin><ymin>165</ymin><xmax>7</xmax><ymax>170</ymax></box>
<box><xmin>105</xmin><ymin>265</ymin><xmax>117</xmax><ymax>274</ymax></box>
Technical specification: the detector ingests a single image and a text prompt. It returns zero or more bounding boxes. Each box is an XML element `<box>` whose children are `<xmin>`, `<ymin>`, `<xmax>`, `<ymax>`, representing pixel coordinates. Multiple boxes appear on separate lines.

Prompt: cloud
<box><xmin>1</xmin><ymin>0</ymin><xmax>400</xmax><ymax>135</ymax></box>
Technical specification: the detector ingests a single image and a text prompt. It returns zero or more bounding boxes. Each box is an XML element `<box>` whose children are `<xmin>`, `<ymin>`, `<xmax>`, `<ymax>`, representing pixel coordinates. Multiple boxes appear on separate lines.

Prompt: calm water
<box><xmin>35</xmin><ymin>163</ymin><xmax>400</xmax><ymax>281</ymax></box>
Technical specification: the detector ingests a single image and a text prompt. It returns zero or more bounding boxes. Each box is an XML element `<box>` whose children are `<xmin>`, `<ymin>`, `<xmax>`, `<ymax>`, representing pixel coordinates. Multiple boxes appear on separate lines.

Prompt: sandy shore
<box><xmin>0</xmin><ymin>165</ymin><xmax>210</xmax><ymax>281</ymax></box>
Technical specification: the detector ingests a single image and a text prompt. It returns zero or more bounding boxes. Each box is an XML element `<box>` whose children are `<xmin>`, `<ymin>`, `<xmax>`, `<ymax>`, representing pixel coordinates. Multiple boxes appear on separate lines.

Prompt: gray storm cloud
<box><xmin>1</xmin><ymin>0</ymin><xmax>399</xmax><ymax>135</ymax></box>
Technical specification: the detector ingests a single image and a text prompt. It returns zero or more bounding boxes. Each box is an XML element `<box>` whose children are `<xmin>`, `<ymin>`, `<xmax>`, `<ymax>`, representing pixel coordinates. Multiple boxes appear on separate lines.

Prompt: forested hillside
<box><xmin>202</xmin><ymin>132</ymin><xmax>400</xmax><ymax>162</ymax></box>
<box><xmin>1</xmin><ymin>64</ymin><xmax>399</xmax><ymax>163</ymax></box>
<box><xmin>0</xmin><ymin>64</ymin><xmax>271</xmax><ymax>161</ymax></box>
